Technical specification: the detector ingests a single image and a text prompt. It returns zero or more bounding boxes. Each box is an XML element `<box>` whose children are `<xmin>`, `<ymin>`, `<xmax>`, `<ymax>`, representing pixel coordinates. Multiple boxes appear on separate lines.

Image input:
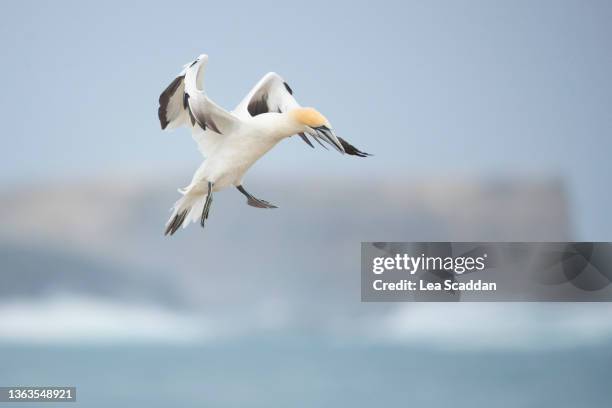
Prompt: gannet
<box><xmin>158</xmin><ymin>54</ymin><xmax>370</xmax><ymax>235</ymax></box>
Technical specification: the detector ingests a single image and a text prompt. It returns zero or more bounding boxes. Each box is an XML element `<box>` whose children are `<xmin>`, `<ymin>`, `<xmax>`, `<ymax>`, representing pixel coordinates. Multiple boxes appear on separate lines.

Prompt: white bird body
<box><xmin>185</xmin><ymin>113</ymin><xmax>295</xmax><ymax>193</ymax></box>
<box><xmin>157</xmin><ymin>54</ymin><xmax>370</xmax><ymax>235</ymax></box>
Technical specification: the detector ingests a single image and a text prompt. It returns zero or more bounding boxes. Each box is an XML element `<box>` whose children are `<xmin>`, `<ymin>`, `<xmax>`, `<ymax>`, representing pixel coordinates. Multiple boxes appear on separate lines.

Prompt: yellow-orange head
<box><xmin>289</xmin><ymin>107</ymin><xmax>329</xmax><ymax>128</ymax></box>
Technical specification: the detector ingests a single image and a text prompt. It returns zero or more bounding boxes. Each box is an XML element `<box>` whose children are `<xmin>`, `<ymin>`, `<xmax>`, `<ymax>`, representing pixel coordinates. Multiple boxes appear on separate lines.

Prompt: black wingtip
<box><xmin>248</xmin><ymin>93</ymin><xmax>270</xmax><ymax>117</ymax></box>
<box><xmin>338</xmin><ymin>137</ymin><xmax>372</xmax><ymax>157</ymax></box>
<box><xmin>158</xmin><ymin>106</ymin><xmax>169</xmax><ymax>130</ymax></box>
<box><xmin>298</xmin><ymin>133</ymin><xmax>314</xmax><ymax>148</ymax></box>
<box><xmin>158</xmin><ymin>75</ymin><xmax>184</xmax><ymax>130</ymax></box>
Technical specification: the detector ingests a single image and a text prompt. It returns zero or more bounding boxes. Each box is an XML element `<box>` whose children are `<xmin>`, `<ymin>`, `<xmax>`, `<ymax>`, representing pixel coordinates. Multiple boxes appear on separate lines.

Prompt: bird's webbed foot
<box><xmin>236</xmin><ymin>185</ymin><xmax>278</xmax><ymax>209</ymax></box>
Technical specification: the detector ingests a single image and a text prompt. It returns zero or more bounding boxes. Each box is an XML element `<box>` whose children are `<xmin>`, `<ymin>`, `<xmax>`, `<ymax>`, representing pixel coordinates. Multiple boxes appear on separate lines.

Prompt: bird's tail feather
<box><xmin>164</xmin><ymin>190</ymin><xmax>206</xmax><ymax>236</ymax></box>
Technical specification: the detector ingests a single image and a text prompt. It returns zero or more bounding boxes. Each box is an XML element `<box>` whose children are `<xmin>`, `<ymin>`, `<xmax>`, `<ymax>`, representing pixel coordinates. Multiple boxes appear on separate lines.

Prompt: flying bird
<box><xmin>158</xmin><ymin>54</ymin><xmax>370</xmax><ymax>235</ymax></box>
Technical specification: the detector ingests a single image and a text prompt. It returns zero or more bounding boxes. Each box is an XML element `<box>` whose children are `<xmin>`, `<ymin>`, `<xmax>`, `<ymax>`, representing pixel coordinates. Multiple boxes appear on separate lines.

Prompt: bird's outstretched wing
<box><xmin>234</xmin><ymin>73</ymin><xmax>370</xmax><ymax>157</ymax></box>
<box><xmin>157</xmin><ymin>55</ymin><xmax>241</xmax><ymax>157</ymax></box>
<box><xmin>234</xmin><ymin>72</ymin><xmax>300</xmax><ymax>118</ymax></box>
<box><xmin>233</xmin><ymin>72</ymin><xmax>318</xmax><ymax>147</ymax></box>
<box><xmin>158</xmin><ymin>70</ymin><xmax>189</xmax><ymax>131</ymax></box>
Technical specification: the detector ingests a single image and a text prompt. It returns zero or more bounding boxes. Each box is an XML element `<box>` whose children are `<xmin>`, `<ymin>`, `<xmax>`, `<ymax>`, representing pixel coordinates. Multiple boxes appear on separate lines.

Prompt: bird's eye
<box><xmin>189</xmin><ymin>59</ymin><xmax>198</xmax><ymax>68</ymax></box>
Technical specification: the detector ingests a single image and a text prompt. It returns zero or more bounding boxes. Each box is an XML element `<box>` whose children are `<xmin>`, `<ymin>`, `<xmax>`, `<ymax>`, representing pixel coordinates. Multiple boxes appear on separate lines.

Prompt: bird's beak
<box><xmin>307</xmin><ymin>125</ymin><xmax>345</xmax><ymax>153</ymax></box>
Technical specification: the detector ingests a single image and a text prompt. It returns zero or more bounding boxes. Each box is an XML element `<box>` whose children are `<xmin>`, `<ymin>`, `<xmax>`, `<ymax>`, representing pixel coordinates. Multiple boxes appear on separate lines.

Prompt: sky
<box><xmin>1</xmin><ymin>0</ymin><xmax>611</xmax><ymax>239</ymax></box>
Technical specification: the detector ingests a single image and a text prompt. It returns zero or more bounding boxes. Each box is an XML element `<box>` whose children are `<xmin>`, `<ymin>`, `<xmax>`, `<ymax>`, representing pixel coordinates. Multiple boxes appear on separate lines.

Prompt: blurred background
<box><xmin>1</xmin><ymin>0</ymin><xmax>612</xmax><ymax>406</ymax></box>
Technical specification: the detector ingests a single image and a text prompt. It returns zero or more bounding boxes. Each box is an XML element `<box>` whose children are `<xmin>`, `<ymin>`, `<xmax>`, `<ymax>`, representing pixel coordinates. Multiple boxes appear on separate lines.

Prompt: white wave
<box><xmin>367</xmin><ymin>303</ymin><xmax>612</xmax><ymax>350</ymax></box>
<box><xmin>2</xmin><ymin>296</ymin><xmax>612</xmax><ymax>350</ymax></box>
<box><xmin>0</xmin><ymin>295</ymin><xmax>212</xmax><ymax>344</ymax></box>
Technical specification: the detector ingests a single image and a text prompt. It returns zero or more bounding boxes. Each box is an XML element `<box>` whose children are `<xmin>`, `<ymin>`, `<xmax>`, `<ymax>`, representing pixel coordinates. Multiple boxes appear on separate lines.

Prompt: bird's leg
<box><xmin>200</xmin><ymin>182</ymin><xmax>214</xmax><ymax>227</ymax></box>
<box><xmin>236</xmin><ymin>185</ymin><xmax>278</xmax><ymax>209</ymax></box>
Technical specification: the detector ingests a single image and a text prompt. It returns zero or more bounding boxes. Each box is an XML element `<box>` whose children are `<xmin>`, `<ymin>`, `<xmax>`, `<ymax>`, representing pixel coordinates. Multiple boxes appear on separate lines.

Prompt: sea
<box><xmin>1</xmin><ymin>337</ymin><xmax>610</xmax><ymax>407</ymax></box>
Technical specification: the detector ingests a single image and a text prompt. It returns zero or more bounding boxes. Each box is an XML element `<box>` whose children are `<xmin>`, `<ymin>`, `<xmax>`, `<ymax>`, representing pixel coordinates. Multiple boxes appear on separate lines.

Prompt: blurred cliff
<box><xmin>1</xmin><ymin>175</ymin><xmax>595</xmax><ymax>347</ymax></box>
